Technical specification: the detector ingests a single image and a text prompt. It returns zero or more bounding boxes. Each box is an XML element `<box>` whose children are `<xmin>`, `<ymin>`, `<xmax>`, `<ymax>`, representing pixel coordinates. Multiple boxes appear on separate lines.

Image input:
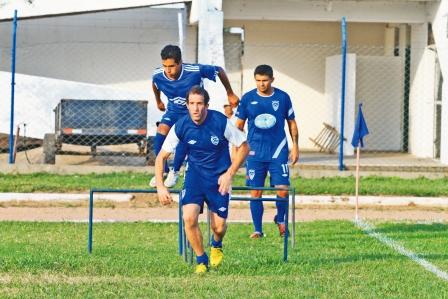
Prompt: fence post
<box><xmin>338</xmin><ymin>17</ymin><xmax>347</xmax><ymax>171</ymax></box>
<box><xmin>8</xmin><ymin>10</ymin><xmax>18</xmax><ymax>164</ymax></box>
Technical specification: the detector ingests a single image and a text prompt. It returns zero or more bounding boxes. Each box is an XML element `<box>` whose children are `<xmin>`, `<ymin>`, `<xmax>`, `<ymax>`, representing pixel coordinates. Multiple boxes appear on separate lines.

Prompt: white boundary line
<box><xmin>355</xmin><ymin>219</ymin><xmax>448</xmax><ymax>282</ymax></box>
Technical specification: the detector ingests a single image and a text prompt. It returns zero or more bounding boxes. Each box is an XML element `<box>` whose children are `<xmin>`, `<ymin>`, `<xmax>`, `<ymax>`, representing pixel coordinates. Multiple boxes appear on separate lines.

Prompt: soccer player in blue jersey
<box><xmin>155</xmin><ymin>86</ymin><xmax>248</xmax><ymax>274</ymax></box>
<box><xmin>150</xmin><ymin>45</ymin><xmax>239</xmax><ymax>188</ymax></box>
<box><xmin>235</xmin><ymin>65</ymin><xmax>299</xmax><ymax>239</ymax></box>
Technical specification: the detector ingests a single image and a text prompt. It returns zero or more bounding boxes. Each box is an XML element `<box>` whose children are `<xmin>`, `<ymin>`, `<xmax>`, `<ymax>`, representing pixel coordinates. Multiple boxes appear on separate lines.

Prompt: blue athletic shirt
<box><xmin>152</xmin><ymin>64</ymin><xmax>220</xmax><ymax>114</ymax></box>
<box><xmin>236</xmin><ymin>88</ymin><xmax>295</xmax><ymax>162</ymax></box>
<box><xmin>162</xmin><ymin>110</ymin><xmax>246</xmax><ymax>184</ymax></box>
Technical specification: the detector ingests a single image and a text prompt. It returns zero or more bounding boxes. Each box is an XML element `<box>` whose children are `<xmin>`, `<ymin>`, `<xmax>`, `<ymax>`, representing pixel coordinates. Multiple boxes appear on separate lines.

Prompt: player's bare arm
<box><xmin>235</xmin><ymin>118</ymin><xmax>246</xmax><ymax>131</ymax></box>
<box><xmin>218</xmin><ymin>141</ymin><xmax>249</xmax><ymax>195</ymax></box>
<box><xmin>152</xmin><ymin>82</ymin><xmax>165</xmax><ymax>112</ymax></box>
<box><xmin>287</xmin><ymin>119</ymin><xmax>299</xmax><ymax>165</ymax></box>
<box><xmin>217</xmin><ymin>67</ymin><xmax>240</xmax><ymax>108</ymax></box>
<box><xmin>155</xmin><ymin>149</ymin><xmax>173</xmax><ymax>205</ymax></box>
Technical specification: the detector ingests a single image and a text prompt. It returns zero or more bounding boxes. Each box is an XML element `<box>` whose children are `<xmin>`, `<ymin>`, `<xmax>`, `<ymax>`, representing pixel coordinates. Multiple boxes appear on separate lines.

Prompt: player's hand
<box><xmin>218</xmin><ymin>171</ymin><xmax>233</xmax><ymax>195</ymax></box>
<box><xmin>227</xmin><ymin>93</ymin><xmax>240</xmax><ymax>108</ymax></box>
<box><xmin>157</xmin><ymin>101</ymin><xmax>166</xmax><ymax>112</ymax></box>
<box><xmin>289</xmin><ymin>146</ymin><xmax>299</xmax><ymax>165</ymax></box>
<box><xmin>157</xmin><ymin>185</ymin><xmax>173</xmax><ymax>205</ymax></box>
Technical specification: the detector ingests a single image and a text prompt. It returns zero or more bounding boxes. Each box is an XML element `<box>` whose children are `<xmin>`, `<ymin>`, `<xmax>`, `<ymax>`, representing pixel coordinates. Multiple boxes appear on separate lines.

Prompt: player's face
<box><xmin>162</xmin><ymin>58</ymin><xmax>182</xmax><ymax>80</ymax></box>
<box><xmin>255</xmin><ymin>74</ymin><xmax>274</xmax><ymax>94</ymax></box>
<box><xmin>188</xmin><ymin>94</ymin><xmax>208</xmax><ymax>124</ymax></box>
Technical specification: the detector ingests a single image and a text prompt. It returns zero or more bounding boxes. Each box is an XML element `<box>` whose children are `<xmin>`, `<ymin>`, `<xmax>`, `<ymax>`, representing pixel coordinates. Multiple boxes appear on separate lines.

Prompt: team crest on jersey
<box><xmin>188</xmin><ymin>140</ymin><xmax>197</xmax><ymax>145</ymax></box>
<box><xmin>251</xmin><ymin>101</ymin><xmax>258</xmax><ymax>105</ymax></box>
<box><xmin>210</xmin><ymin>136</ymin><xmax>219</xmax><ymax>145</ymax></box>
<box><xmin>272</xmin><ymin>101</ymin><xmax>279</xmax><ymax>111</ymax></box>
<box><xmin>248</xmin><ymin>169</ymin><xmax>255</xmax><ymax>180</ymax></box>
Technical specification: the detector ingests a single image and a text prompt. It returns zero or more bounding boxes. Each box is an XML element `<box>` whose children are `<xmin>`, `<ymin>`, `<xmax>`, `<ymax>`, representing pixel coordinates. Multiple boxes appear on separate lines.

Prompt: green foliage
<box><xmin>1</xmin><ymin>173</ymin><xmax>448</xmax><ymax>196</ymax></box>
<box><xmin>0</xmin><ymin>221</ymin><xmax>447</xmax><ymax>297</ymax></box>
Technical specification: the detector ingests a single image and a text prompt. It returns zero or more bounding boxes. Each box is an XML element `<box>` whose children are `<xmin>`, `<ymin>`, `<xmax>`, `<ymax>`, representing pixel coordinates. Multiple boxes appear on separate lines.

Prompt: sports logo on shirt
<box><xmin>254</xmin><ymin>113</ymin><xmax>276</xmax><ymax>129</ymax></box>
<box><xmin>248</xmin><ymin>169</ymin><xmax>255</xmax><ymax>180</ymax></box>
<box><xmin>171</xmin><ymin>97</ymin><xmax>186</xmax><ymax>105</ymax></box>
<box><xmin>187</xmin><ymin>140</ymin><xmax>197</xmax><ymax>145</ymax></box>
<box><xmin>272</xmin><ymin>101</ymin><xmax>279</xmax><ymax>111</ymax></box>
<box><xmin>210</xmin><ymin>136</ymin><xmax>219</xmax><ymax>145</ymax></box>
<box><xmin>181</xmin><ymin>189</ymin><xmax>186</xmax><ymax>199</ymax></box>
<box><xmin>251</xmin><ymin>101</ymin><xmax>258</xmax><ymax>105</ymax></box>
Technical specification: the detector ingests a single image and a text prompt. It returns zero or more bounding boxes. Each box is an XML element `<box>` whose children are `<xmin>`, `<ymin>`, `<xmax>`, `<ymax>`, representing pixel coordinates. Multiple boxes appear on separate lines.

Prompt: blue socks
<box><xmin>154</xmin><ymin>132</ymin><xmax>169</xmax><ymax>173</ymax></box>
<box><xmin>211</xmin><ymin>236</ymin><xmax>222</xmax><ymax>248</ymax></box>
<box><xmin>173</xmin><ymin>142</ymin><xmax>188</xmax><ymax>172</ymax></box>
<box><xmin>250</xmin><ymin>199</ymin><xmax>264</xmax><ymax>234</ymax></box>
<box><xmin>275</xmin><ymin>195</ymin><xmax>288</xmax><ymax>224</ymax></box>
<box><xmin>196</xmin><ymin>253</ymin><xmax>209</xmax><ymax>266</ymax></box>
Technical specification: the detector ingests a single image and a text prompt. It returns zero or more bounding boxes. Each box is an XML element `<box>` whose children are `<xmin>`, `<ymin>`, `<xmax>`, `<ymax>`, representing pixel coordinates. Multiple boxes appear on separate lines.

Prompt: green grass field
<box><xmin>2</xmin><ymin>172</ymin><xmax>448</xmax><ymax>196</ymax></box>
<box><xmin>1</xmin><ymin>221</ymin><xmax>447</xmax><ymax>298</ymax></box>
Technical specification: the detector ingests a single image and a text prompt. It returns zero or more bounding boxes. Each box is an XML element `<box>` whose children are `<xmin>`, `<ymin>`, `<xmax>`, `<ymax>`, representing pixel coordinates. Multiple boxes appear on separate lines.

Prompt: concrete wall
<box><xmin>0</xmin><ymin>6</ymin><xmax>198</xmax><ymax>137</ymax></box>
<box><xmin>0</xmin><ymin>6</ymin><xmax>197</xmax><ymax>91</ymax></box>
<box><xmin>356</xmin><ymin>56</ymin><xmax>404</xmax><ymax>152</ymax></box>
<box><xmin>324</xmin><ymin>54</ymin><xmax>356</xmax><ymax>155</ymax></box>
<box><xmin>0</xmin><ymin>72</ymin><xmax>162</xmax><ymax>139</ymax></box>
<box><xmin>428</xmin><ymin>0</ymin><xmax>448</xmax><ymax>164</ymax></box>
<box><xmin>224</xmin><ymin>20</ymin><xmax>387</xmax><ymax>150</ymax></box>
<box><xmin>408</xmin><ymin>23</ymin><xmax>436</xmax><ymax>158</ymax></box>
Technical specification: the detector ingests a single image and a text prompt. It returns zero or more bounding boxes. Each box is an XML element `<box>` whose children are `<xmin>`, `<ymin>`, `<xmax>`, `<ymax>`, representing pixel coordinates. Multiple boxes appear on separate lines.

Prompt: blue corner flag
<box><xmin>351</xmin><ymin>104</ymin><xmax>369</xmax><ymax>148</ymax></box>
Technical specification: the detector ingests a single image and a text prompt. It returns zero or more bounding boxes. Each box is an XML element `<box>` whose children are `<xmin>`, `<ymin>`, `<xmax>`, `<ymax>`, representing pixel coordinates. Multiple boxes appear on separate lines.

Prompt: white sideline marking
<box><xmin>355</xmin><ymin>219</ymin><xmax>448</xmax><ymax>282</ymax></box>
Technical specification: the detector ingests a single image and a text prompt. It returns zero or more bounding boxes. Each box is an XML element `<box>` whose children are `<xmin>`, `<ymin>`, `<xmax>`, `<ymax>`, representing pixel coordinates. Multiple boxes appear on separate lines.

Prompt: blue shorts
<box><xmin>159</xmin><ymin>111</ymin><xmax>187</xmax><ymax>127</ymax></box>
<box><xmin>246</xmin><ymin>159</ymin><xmax>290</xmax><ymax>187</ymax></box>
<box><xmin>181</xmin><ymin>167</ymin><xmax>229</xmax><ymax>219</ymax></box>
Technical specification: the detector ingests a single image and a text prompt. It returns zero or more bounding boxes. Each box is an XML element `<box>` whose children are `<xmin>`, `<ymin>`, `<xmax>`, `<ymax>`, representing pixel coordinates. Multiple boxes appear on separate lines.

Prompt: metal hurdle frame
<box><xmin>88</xmin><ymin>186</ymin><xmax>296</xmax><ymax>262</ymax></box>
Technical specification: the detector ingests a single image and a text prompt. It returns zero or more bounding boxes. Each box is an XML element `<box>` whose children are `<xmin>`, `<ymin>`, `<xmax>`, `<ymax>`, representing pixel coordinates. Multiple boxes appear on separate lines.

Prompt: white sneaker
<box><xmin>149</xmin><ymin>176</ymin><xmax>157</xmax><ymax>188</ymax></box>
<box><xmin>149</xmin><ymin>173</ymin><xmax>166</xmax><ymax>188</ymax></box>
<box><xmin>164</xmin><ymin>170</ymin><xmax>179</xmax><ymax>188</ymax></box>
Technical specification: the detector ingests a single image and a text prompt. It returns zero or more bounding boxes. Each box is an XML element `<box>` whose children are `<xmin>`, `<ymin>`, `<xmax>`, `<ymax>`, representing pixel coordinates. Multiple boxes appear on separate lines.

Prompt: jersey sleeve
<box><xmin>224</xmin><ymin>119</ymin><xmax>247</xmax><ymax>147</ymax></box>
<box><xmin>199</xmin><ymin>64</ymin><xmax>219</xmax><ymax>82</ymax></box>
<box><xmin>235</xmin><ymin>94</ymin><xmax>248</xmax><ymax>121</ymax></box>
<box><xmin>284</xmin><ymin>93</ymin><xmax>295</xmax><ymax>120</ymax></box>
<box><xmin>161</xmin><ymin>124</ymin><xmax>180</xmax><ymax>153</ymax></box>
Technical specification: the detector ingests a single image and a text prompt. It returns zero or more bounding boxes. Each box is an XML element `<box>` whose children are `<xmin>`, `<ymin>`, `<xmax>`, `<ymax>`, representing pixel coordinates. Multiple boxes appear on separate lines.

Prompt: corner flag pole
<box><xmin>351</xmin><ymin>103</ymin><xmax>369</xmax><ymax>221</ymax></box>
<box><xmin>355</xmin><ymin>146</ymin><xmax>360</xmax><ymax>220</ymax></box>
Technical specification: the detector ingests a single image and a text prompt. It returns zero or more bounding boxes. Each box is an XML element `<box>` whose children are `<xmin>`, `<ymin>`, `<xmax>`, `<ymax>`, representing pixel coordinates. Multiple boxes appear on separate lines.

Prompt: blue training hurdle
<box><xmin>88</xmin><ymin>186</ymin><xmax>296</xmax><ymax>262</ymax></box>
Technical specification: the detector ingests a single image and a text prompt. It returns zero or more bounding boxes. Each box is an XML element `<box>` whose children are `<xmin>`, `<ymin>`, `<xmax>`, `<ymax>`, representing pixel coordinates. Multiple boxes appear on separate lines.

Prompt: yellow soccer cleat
<box><xmin>210</xmin><ymin>247</ymin><xmax>224</xmax><ymax>268</ymax></box>
<box><xmin>195</xmin><ymin>263</ymin><xmax>208</xmax><ymax>274</ymax></box>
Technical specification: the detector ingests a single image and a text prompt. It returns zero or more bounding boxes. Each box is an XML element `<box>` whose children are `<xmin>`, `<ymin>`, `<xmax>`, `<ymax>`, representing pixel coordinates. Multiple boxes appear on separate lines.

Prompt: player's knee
<box><xmin>251</xmin><ymin>190</ymin><xmax>263</xmax><ymax>198</ymax></box>
<box><xmin>277</xmin><ymin>190</ymin><xmax>289</xmax><ymax>198</ymax></box>
<box><xmin>212</xmin><ymin>222</ymin><xmax>226</xmax><ymax>236</ymax></box>
<box><xmin>183</xmin><ymin>214</ymin><xmax>198</xmax><ymax>228</ymax></box>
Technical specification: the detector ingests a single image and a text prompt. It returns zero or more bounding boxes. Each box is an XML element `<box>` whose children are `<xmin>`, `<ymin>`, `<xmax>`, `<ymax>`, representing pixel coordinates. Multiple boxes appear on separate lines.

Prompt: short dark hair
<box><xmin>254</xmin><ymin>64</ymin><xmax>273</xmax><ymax>78</ymax></box>
<box><xmin>161</xmin><ymin>45</ymin><xmax>182</xmax><ymax>63</ymax></box>
<box><xmin>186</xmin><ymin>85</ymin><xmax>210</xmax><ymax>105</ymax></box>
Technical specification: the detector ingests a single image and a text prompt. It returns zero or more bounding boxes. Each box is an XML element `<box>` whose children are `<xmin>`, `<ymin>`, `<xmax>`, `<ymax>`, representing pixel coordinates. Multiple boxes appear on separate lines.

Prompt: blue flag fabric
<box><xmin>351</xmin><ymin>103</ymin><xmax>369</xmax><ymax>148</ymax></box>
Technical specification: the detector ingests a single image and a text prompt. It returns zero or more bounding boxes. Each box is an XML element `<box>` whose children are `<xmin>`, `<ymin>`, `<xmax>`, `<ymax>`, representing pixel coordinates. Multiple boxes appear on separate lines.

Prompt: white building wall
<box><xmin>325</xmin><ymin>54</ymin><xmax>356</xmax><ymax>156</ymax></box>
<box><xmin>0</xmin><ymin>6</ymin><xmax>197</xmax><ymax>136</ymax></box>
<box><xmin>428</xmin><ymin>0</ymin><xmax>448</xmax><ymax>164</ymax></box>
<box><xmin>408</xmin><ymin>23</ymin><xmax>436</xmax><ymax>158</ymax></box>
<box><xmin>0</xmin><ymin>6</ymin><xmax>197</xmax><ymax>91</ymax></box>
<box><xmin>355</xmin><ymin>56</ymin><xmax>403</xmax><ymax>152</ymax></box>
<box><xmin>224</xmin><ymin>20</ymin><xmax>386</xmax><ymax>150</ymax></box>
